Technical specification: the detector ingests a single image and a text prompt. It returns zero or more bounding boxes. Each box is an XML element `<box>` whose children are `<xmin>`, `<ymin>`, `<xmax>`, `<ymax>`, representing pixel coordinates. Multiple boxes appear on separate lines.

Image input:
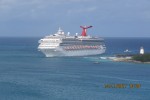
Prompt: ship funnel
<box><xmin>80</xmin><ymin>26</ymin><xmax>92</xmax><ymax>36</ymax></box>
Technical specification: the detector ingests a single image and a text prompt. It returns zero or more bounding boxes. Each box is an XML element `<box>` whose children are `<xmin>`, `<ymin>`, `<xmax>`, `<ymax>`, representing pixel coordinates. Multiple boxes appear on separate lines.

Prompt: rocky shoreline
<box><xmin>110</xmin><ymin>57</ymin><xmax>150</xmax><ymax>64</ymax></box>
<box><xmin>106</xmin><ymin>54</ymin><xmax>150</xmax><ymax>64</ymax></box>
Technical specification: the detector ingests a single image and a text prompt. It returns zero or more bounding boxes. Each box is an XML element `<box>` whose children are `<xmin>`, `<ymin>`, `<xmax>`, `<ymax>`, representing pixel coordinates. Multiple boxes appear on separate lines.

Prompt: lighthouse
<box><xmin>140</xmin><ymin>47</ymin><xmax>144</xmax><ymax>55</ymax></box>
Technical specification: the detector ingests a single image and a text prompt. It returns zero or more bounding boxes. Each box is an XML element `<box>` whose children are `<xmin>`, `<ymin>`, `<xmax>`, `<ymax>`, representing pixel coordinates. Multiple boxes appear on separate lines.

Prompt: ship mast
<box><xmin>80</xmin><ymin>26</ymin><xmax>92</xmax><ymax>36</ymax></box>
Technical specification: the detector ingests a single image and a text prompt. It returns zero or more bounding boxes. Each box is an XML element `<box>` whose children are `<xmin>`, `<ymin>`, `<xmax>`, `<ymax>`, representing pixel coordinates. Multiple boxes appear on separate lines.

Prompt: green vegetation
<box><xmin>132</xmin><ymin>54</ymin><xmax>150</xmax><ymax>62</ymax></box>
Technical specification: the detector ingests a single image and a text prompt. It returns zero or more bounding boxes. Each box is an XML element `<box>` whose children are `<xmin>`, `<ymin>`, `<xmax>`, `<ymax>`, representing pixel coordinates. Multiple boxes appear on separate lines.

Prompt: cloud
<box><xmin>0</xmin><ymin>0</ymin><xmax>14</xmax><ymax>12</ymax></box>
<box><xmin>0</xmin><ymin>0</ymin><xmax>97</xmax><ymax>21</ymax></box>
<box><xmin>67</xmin><ymin>6</ymin><xmax>97</xmax><ymax>15</ymax></box>
<box><xmin>0</xmin><ymin>0</ymin><xmax>150</xmax><ymax>22</ymax></box>
<box><xmin>0</xmin><ymin>0</ymin><xmax>150</xmax><ymax>37</ymax></box>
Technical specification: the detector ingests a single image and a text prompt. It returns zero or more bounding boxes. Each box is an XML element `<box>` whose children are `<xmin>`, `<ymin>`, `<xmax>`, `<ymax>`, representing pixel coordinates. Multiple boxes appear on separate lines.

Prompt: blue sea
<box><xmin>0</xmin><ymin>37</ymin><xmax>150</xmax><ymax>100</ymax></box>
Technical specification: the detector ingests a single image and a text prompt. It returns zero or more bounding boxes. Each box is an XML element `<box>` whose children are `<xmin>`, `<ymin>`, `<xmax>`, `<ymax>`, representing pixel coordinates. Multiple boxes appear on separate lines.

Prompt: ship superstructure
<box><xmin>38</xmin><ymin>26</ymin><xmax>106</xmax><ymax>57</ymax></box>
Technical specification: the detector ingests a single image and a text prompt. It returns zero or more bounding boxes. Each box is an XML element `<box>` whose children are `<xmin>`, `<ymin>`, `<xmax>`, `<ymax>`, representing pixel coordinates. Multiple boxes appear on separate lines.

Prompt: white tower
<box><xmin>140</xmin><ymin>47</ymin><xmax>144</xmax><ymax>55</ymax></box>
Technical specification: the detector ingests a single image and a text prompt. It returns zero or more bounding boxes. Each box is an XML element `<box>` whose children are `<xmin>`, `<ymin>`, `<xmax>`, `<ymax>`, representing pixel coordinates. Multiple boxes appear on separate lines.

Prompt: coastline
<box><xmin>108</xmin><ymin>56</ymin><xmax>150</xmax><ymax>64</ymax></box>
<box><xmin>100</xmin><ymin>55</ymin><xmax>150</xmax><ymax>64</ymax></box>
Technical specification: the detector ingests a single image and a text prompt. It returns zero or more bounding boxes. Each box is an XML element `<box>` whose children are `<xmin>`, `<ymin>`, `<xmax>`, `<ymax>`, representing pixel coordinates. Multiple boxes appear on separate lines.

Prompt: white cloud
<box><xmin>0</xmin><ymin>0</ymin><xmax>150</xmax><ymax>22</ymax></box>
<box><xmin>0</xmin><ymin>0</ymin><xmax>150</xmax><ymax>37</ymax></box>
<box><xmin>0</xmin><ymin>0</ymin><xmax>96</xmax><ymax>21</ymax></box>
<box><xmin>67</xmin><ymin>6</ymin><xmax>97</xmax><ymax>15</ymax></box>
<box><xmin>0</xmin><ymin>0</ymin><xmax>16</xmax><ymax>10</ymax></box>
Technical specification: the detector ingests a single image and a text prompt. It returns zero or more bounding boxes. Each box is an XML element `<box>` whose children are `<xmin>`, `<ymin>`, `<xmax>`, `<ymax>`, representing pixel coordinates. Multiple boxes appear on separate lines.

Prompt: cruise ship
<box><xmin>38</xmin><ymin>26</ymin><xmax>106</xmax><ymax>57</ymax></box>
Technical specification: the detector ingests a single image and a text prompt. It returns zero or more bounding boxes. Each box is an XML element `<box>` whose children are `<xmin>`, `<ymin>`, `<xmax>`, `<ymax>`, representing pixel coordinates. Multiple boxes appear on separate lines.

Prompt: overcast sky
<box><xmin>0</xmin><ymin>0</ymin><xmax>150</xmax><ymax>37</ymax></box>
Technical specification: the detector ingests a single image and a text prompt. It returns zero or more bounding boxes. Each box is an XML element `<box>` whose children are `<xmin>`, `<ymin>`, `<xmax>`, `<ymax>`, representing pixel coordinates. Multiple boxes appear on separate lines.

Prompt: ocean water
<box><xmin>0</xmin><ymin>37</ymin><xmax>150</xmax><ymax>100</ymax></box>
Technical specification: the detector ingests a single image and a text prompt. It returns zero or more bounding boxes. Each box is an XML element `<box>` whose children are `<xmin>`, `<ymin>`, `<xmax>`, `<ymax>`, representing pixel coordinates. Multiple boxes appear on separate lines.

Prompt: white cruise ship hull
<box><xmin>39</xmin><ymin>47</ymin><xmax>106</xmax><ymax>57</ymax></box>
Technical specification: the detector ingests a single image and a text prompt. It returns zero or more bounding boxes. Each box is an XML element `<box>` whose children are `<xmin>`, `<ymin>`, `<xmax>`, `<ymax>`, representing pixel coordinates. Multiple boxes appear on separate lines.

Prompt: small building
<box><xmin>140</xmin><ymin>47</ymin><xmax>144</xmax><ymax>55</ymax></box>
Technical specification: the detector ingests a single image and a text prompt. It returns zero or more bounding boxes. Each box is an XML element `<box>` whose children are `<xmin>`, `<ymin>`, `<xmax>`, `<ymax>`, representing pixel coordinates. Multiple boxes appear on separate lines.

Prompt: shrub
<box><xmin>132</xmin><ymin>54</ymin><xmax>150</xmax><ymax>62</ymax></box>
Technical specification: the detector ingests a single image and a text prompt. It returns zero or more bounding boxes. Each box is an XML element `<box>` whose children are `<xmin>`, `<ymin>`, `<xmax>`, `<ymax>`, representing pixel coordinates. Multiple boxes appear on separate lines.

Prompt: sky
<box><xmin>0</xmin><ymin>0</ymin><xmax>150</xmax><ymax>37</ymax></box>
